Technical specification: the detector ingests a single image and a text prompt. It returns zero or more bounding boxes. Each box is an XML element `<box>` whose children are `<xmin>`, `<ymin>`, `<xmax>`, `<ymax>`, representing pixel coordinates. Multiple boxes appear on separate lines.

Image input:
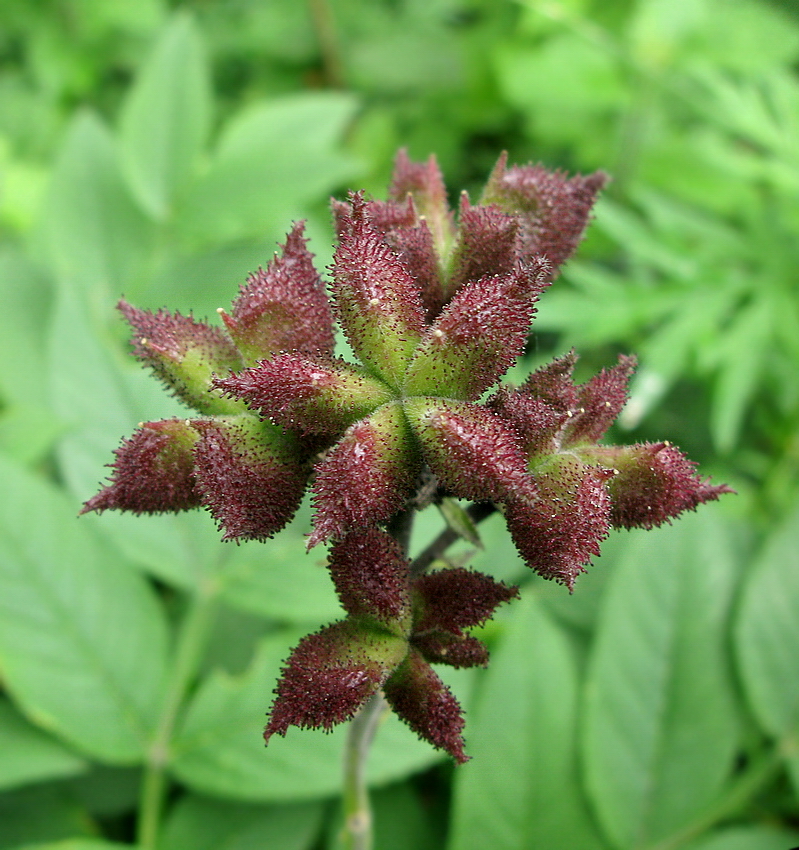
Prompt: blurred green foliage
<box><xmin>1</xmin><ymin>1</ymin><xmax>799</xmax><ymax>849</ymax></box>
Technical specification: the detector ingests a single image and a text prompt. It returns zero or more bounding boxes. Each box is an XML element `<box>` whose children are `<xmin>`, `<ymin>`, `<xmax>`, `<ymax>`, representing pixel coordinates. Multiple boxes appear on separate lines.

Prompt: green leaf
<box><xmin>12</xmin><ymin>843</ymin><xmax>142</xmax><ymax>850</ymax></box>
<box><xmin>0</xmin><ymin>786</ymin><xmax>92</xmax><ymax>849</ymax></box>
<box><xmin>220</xmin><ymin>531</ymin><xmax>342</xmax><ymax>626</ymax></box>
<box><xmin>0</xmin><ymin>697</ymin><xmax>87</xmax><ymax>791</ymax></box>
<box><xmin>0</xmin><ymin>456</ymin><xmax>168</xmax><ymax>762</ymax></box>
<box><xmin>437</xmin><ymin>499</ymin><xmax>483</xmax><ymax>549</ymax></box>
<box><xmin>682</xmin><ymin>825</ymin><xmax>799</xmax><ymax>850</ymax></box>
<box><xmin>36</xmin><ymin>110</ymin><xmax>154</xmax><ymax>296</ymax></box>
<box><xmin>582</xmin><ymin>511</ymin><xmax>740</xmax><ymax>849</ymax></box>
<box><xmin>171</xmin><ymin>632</ymin><xmax>473</xmax><ymax>801</ymax></box>
<box><xmin>119</xmin><ymin>12</ymin><xmax>212</xmax><ymax>220</ymax></box>
<box><xmin>735</xmin><ymin>498</ymin><xmax>799</xmax><ymax>792</ymax></box>
<box><xmin>177</xmin><ymin>92</ymin><xmax>361</xmax><ymax>245</ymax></box>
<box><xmin>448</xmin><ymin>592</ymin><xmax>607</xmax><ymax>850</ymax></box>
<box><xmin>161</xmin><ymin>794</ymin><xmax>324</xmax><ymax>850</ymax></box>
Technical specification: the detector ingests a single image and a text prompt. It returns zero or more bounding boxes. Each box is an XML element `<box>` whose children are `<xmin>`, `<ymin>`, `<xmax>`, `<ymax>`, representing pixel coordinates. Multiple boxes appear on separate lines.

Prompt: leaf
<box><xmin>0</xmin><ymin>456</ymin><xmax>169</xmax><ymax>762</ymax></box>
<box><xmin>437</xmin><ymin>499</ymin><xmax>483</xmax><ymax>549</ymax></box>
<box><xmin>582</xmin><ymin>510</ymin><xmax>740</xmax><ymax>850</ymax></box>
<box><xmin>177</xmin><ymin>92</ymin><xmax>361</xmax><ymax>245</ymax></box>
<box><xmin>447</xmin><ymin>592</ymin><xmax>607</xmax><ymax>850</ymax></box>
<box><xmin>220</xmin><ymin>531</ymin><xmax>342</xmax><ymax>626</ymax></box>
<box><xmin>36</xmin><ymin>110</ymin><xmax>154</xmax><ymax>296</ymax></box>
<box><xmin>0</xmin><ymin>697</ymin><xmax>87</xmax><ymax>791</ymax></box>
<box><xmin>161</xmin><ymin>794</ymin><xmax>324</xmax><ymax>850</ymax></box>
<box><xmin>735</xmin><ymin>497</ymin><xmax>799</xmax><ymax>792</ymax></box>
<box><xmin>119</xmin><ymin>12</ymin><xmax>212</xmax><ymax>220</ymax></box>
<box><xmin>170</xmin><ymin>631</ymin><xmax>474</xmax><ymax>801</ymax></box>
<box><xmin>682</xmin><ymin>825</ymin><xmax>799</xmax><ymax>850</ymax></box>
<box><xmin>12</xmin><ymin>843</ymin><xmax>142</xmax><ymax>850</ymax></box>
<box><xmin>0</xmin><ymin>785</ymin><xmax>93</xmax><ymax>849</ymax></box>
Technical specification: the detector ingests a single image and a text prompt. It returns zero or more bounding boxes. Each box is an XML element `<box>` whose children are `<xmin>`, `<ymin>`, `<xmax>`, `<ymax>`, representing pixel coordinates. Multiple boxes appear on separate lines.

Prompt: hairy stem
<box><xmin>137</xmin><ymin>577</ymin><xmax>219</xmax><ymax>849</ymax></box>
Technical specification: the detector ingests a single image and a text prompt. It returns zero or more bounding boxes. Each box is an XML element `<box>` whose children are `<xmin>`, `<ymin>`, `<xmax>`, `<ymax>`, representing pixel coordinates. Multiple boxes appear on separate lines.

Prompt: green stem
<box><xmin>340</xmin><ymin>692</ymin><xmax>389</xmax><ymax>850</ymax></box>
<box><xmin>308</xmin><ymin>0</ymin><xmax>344</xmax><ymax>87</ymax></box>
<box><xmin>137</xmin><ymin>577</ymin><xmax>220</xmax><ymax>849</ymax></box>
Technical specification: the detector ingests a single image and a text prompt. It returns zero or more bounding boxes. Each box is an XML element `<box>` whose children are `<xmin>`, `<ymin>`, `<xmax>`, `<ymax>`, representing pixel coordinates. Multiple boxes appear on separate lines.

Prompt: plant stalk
<box><xmin>137</xmin><ymin>577</ymin><xmax>219</xmax><ymax>849</ymax></box>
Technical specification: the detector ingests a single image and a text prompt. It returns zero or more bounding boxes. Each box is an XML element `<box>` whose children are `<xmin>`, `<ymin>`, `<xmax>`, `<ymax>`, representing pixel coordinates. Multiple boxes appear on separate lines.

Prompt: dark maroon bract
<box><xmin>84</xmin><ymin>150</ymin><xmax>731</xmax><ymax>762</ymax></box>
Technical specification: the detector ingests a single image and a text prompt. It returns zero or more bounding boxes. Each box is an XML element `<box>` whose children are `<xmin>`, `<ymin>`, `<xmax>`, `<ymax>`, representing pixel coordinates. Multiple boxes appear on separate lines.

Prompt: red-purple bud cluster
<box><xmin>83</xmin><ymin>151</ymin><xmax>731</xmax><ymax>761</ymax></box>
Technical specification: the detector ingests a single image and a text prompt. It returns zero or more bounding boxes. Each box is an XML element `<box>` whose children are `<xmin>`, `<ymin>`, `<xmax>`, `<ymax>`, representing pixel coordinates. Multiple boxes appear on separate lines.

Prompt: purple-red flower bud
<box><xmin>332</xmin><ymin>193</ymin><xmax>426</xmax><ymax>387</ymax></box>
<box><xmin>504</xmin><ymin>457</ymin><xmax>614</xmax><ymax>589</ymax></box>
<box><xmin>383</xmin><ymin>649</ymin><xmax>468</xmax><ymax>764</ymax></box>
<box><xmin>328</xmin><ymin>529</ymin><xmax>412</xmax><ymax>631</ymax></box>
<box><xmin>118</xmin><ymin>301</ymin><xmax>243</xmax><ymax>415</ymax></box>
<box><xmin>264</xmin><ymin>621</ymin><xmax>407</xmax><ymax>741</ymax></box>
<box><xmin>481</xmin><ymin>153</ymin><xmax>608</xmax><ymax>276</ymax></box>
<box><xmin>191</xmin><ymin>415</ymin><xmax>308</xmax><ymax>542</ymax></box>
<box><xmin>412</xmin><ymin>568</ymin><xmax>519</xmax><ymax>636</ymax></box>
<box><xmin>215</xmin><ymin>354</ymin><xmax>393</xmax><ymax>436</ymax></box>
<box><xmin>403</xmin><ymin>399</ymin><xmax>536</xmax><ymax>504</ymax></box>
<box><xmin>579</xmin><ymin>442</ymin><xmax>734</xmax><ymax>530</ymax></box>
<box><xmin>308</xmin><ymin>403</ymin><xmax>421</xmax><ymax>546</ymax></box>
<box><xmin>218</xmin><ymin>221</ymin><xmax>335</xmax><ymax>364</ymax></box>
<box><xmin>403</xmin><ymin>261</ymin><xmax>549</xmax><ymax>401</ymax></box>
<box><xmin>81</xmin><ymin>419</ymin><xmax>200</xmax><ymax>515</ymax></box>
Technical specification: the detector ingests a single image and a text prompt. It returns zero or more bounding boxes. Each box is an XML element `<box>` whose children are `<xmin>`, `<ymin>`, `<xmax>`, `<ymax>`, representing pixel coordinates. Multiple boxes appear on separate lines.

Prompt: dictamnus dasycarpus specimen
<box><xmin>83</xmin><ymin>151</ymin><xmax>731</xmax><ymax>763</ymax></box>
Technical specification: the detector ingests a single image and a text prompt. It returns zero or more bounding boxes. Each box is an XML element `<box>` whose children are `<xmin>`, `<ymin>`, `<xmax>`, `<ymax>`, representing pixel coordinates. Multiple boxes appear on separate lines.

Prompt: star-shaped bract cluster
<box><xmin>84</xmin><ymin>151</ymin><xmax>731</xmax><ymax>761</ymax></box>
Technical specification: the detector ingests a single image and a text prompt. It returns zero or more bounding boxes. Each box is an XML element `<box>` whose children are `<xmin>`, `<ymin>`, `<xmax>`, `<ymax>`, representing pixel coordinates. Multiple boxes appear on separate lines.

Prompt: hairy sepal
<box><xmin>328</xmin><ymin>528</ymin><xmax>412</xmax><ymax>632</ymax></box>
<box><xmin>481</xmin><ymin>153</ymin><xmax>608</xmax><ymax>276</ymax></box>
<box><xmin>505</xmin><ymin>456</ymin><xmax>614</xmax><ymax>589</ymax></box>
<box><xmin>219</xmin><ymin>221</ymin><xmax>334</xmax><ymax>364</ymax></box>
<box><xmin>332</xmin><ymin>193</ymin><xmax>426</xmax><ymax>387</ymax></box>
<box><xmin>81</xmin><ymin>419</ymin><xmax>200</xmax><ymax>515</ymax></box>
<box><xmin>309</xmin><ymin>402</ymin><xmax>421</xmax><ymax>546</ymax></box>
<box><xmin>118</xmin><ymin>301</ymin><xmax>243</xmax><ymax>415</ymax></box>
<box><xmin>191</xmin><ymin>414</ymin><xmax>308</xmax><ymax>542</ymax></box>
<box><xmin>403</xmin><ymin>262</ymin><xmax>549</xmax><ymax>400</ymax></box>
<box><xmin>389</xmin><ymin>150</ymin><xmax>455</xmax><ymax>262</ymax></box>
<box><xmin>579</xmin><ymin>442</ymin><xmax>734</xmax><ymax>530</ymax></box>
<box><xmin>403</xmin><ymin>398</ymin><xmax>535</xmax><ymax>504</ymax></box>
<box><xmin>264</xmin><ymin>621</ymin><xmax>408</xmax><ymax>741</ymax></box>
<box><xmin>383</xmin><ymin>649</ymin><xmax>468</xmax><ymax>764</ymax></box>
<box><xmin>445</xmin><ymin>196</ymin><xmax>520</xmax><ymax>301</ymax></box>
<box><xmin>215</xmin><ymin>354</ymin><xmax>392</xmax><ymax>436</ymax></box>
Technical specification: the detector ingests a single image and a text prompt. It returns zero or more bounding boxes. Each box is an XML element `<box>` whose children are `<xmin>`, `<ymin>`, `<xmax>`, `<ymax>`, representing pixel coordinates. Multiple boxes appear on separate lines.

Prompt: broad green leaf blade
<box><xmin>735</xmin><ymin>498</ymin><xmax>799</xmax><ymax>792</ymax></box>
<box><xmin>177</xmin><ymin>92</ymin><xmax>361</xmax><ymax>245</ymax></box>
<box><xmin>0</xmin><ymin>785</ymin><xmax>93</xmax><ymax>847</ymax></box>
<box><xmin>220</xmin><ymin>531</ymin><xmax>342</xmax><ymax>626</ymax></box>
<box><xmin>36</xmin><ymin>110</ymin><xmax>154</xmax><ymax>296</ymax></box>
<box><xmin>583</xmin><ymin>511</ymin><xmax>739</xmax><ymax>850</ymax></box>
<box><xmin>0</xmin><ymin>697</ymin><xmax>87</xmax><ymax>791</ymax></box>
<box><xmin>448</xmin><ymin>592</ymin><xmax>607</xmax><ymax>850</ymax></box>
<box><xmin>683</xmin><ymin>825</ymin><xmax>799</xmax><ymax>850</ymax></box>
<box><xmin>119</xmin><ymin>12</ymin><xmax>212</xmax><ymax>220</ymax></box>
<box><xmin>161</xmin><ymin>794</ymin><xmax>324</xmax><ymax>850</ymax></box>
<box><xmin>0</xmin><ymin>456</ymin><xmax>168</xmax><ymax>762</ymax></box>
<box><xmin>170</xmin><ymin>632</ymin><xmax>474</xmax><ymax>801</ymax></box>
<box><xmin>13</xmin><ymin>843</ymin><xmax>142</xmax><ymax>850</ymax></box>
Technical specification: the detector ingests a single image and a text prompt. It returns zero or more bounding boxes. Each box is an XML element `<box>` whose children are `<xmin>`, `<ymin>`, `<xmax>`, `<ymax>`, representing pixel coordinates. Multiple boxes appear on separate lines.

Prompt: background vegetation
<box><xmin>1</xmin><ymin>1</ymin><xmax>798</xmax><ymax>848</ymax></box>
